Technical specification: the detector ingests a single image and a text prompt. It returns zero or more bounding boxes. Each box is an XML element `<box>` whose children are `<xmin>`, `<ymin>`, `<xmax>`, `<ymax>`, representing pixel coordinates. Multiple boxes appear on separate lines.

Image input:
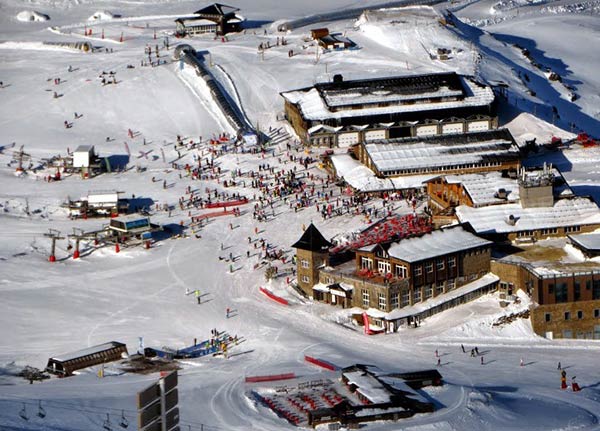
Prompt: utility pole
<box><xmin>71</xmin><ymin>228</ymin><xmax>85</xmax><ymax>259</ymax></box>
<box><xmin>44</xmin><ymin>229</ymin><xmax>64</xmax><ymax>262</ymax></box>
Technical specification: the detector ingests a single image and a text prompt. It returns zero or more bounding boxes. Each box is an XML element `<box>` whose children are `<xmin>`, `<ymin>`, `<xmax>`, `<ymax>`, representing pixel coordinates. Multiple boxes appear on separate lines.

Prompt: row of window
<box><xmin>363</xmin><ymin>279</ymin><xmax>458</xmax><ymax>310</ymax></box>
<box><xmin>545</xmin><ymin>309</ymin><xmax>600</xmax><ymax>322</ymax></box>
<box><xmin>380</xmin><ymin>161</ymin><xmax>502</xmax><ymax>177</ymax></box>
<box><xmin>517</xmin><ymin>225</ymin><xmax>581</xmax><ymax>238</ymax></box>
<box><xmin>548</xmin><ymin>280</ymin><xmax>600</xmax><ymax>302</ymax></box>
<box><xmin>361</xmin><ymin>256</ymin><xmax>457</xmax><ymax>276</ymax></box>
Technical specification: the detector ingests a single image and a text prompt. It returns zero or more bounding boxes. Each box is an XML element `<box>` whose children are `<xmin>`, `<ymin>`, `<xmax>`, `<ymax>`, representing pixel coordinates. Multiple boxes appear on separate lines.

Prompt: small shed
<box><xmin>73</xmin><ymin>145</ymin><xmax>95</xmax><ymax>168</ymax></box>
<box><xmin>46</xmin><ymin>341</ymin><xmax>128</xmax><ymax>376</ymax></box>
<box><xmin>318</xmin><ymin>34</ymin><xmax>355</xmax><ymax>50</ymax></box>
<box><xmin>109</xmin><ymin>214</ymin><xmax>153</xmax><ymax>236</ymax></box>
<box><xmin>311</xmin><ymin>28</ymin><xmax>329</xmax><ymax>39</ymax></box>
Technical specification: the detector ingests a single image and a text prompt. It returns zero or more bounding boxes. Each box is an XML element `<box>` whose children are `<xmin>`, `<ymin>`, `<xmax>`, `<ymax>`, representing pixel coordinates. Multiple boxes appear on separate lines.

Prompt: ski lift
<box><xmin>119</xmin><ymin>410</ymin><xmax>128</xmax><ymax>429</ymax></box>
<box><xmin>103</xmin><ymin>413</ymin><xmax>112</xmax><ymax>431</ymax></box>
<box><xmin>37</xmin><ymin>400</ymin><xmax>46</xmax><ymax>419</ymax></box>
<box><xmin>19</xmin><ymin>403</ymin><xmax>29</xmax><ymax>421</ymax></box>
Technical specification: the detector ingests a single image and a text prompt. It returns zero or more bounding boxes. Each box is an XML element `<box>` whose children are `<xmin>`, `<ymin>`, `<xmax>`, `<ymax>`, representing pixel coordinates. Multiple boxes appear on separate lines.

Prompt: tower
<box><xmin>518</xmin><ymin>163</ymin><xmax>554</xmax><ymax>208</ymax></box>
<box><xmin>292</xmin><ymin>224</ymin><xmax>332</xmax><ymax>297</ymax></box>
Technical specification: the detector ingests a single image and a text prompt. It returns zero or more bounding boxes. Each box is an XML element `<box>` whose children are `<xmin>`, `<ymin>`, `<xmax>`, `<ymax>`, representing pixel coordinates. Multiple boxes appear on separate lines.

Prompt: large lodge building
<box><xmin>294</xmin><ymin>224</ymin><xmax>498</xmax><ymax>332</ymax></box>
<box><xmin>280</xmin><ymin>72</ymin><xmax>497</xmax><ymax>147</ymax></box>
<box><xmin>353</xmin><ymin>128</ymin><xmax>520</xmax><ymax>178</ymax></box>
<box><xmin>285</xmin><ymin>68</ymin><xmax>600</xmax><ymax>340</ymax></box>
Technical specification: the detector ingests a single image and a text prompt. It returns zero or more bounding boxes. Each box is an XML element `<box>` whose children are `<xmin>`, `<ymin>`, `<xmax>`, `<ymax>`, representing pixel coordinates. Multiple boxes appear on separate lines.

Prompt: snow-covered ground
<box><xmin>1</xmin><ymin>0</ymin><xmax>600</xmax><ymax>430</ymax></box>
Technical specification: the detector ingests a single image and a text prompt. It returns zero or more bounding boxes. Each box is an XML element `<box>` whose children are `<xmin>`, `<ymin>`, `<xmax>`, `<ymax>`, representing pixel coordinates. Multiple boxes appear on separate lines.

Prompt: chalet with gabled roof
<box><xmin>175</xmin><ymin>3</ymin><xmax>244</xmax><ymax>37</ymax></box>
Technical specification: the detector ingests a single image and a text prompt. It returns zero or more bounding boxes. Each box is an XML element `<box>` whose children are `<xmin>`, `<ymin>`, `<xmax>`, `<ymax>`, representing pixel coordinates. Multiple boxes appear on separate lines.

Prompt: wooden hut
<box><xmin>46</xmin><ymin>341</ymin><xmax>128</xmax><ymax>376</ymax></box>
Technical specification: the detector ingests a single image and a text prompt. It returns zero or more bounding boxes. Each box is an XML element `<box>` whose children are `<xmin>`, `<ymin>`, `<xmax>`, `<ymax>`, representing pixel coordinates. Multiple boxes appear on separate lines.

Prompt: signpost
<box><xmin>137</xmin><ymin>371</ymin><xmax>179</xmax><ymax>431</ymax></box>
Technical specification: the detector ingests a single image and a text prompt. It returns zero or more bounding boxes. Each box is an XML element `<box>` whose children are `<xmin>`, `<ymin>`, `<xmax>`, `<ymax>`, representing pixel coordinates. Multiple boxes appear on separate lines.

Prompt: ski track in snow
<box><xmin>1</xmin><ymin>1</ymin><xmax>600</xmax><ymax>430</ymax></box>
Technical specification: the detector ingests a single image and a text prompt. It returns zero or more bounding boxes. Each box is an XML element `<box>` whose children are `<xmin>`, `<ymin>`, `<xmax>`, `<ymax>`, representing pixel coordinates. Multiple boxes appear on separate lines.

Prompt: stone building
<box><xmin>491</xmin><ymin>260</ymin><xmax>600</xmax><ymax>340</ymax></box>
<box><xmin>294</xmin><ymin>224</ymin><xmax>498</xmax><ymax>332</ymax></box>
<box><xmin>453</xmin><ymin>165</ymin><xmax>600</xmax><ymax>241</ymax></box>
<box><xmin>291</xmin><ymin>223</ymin><xmax>332</xmax><ymax>298</ymax></box>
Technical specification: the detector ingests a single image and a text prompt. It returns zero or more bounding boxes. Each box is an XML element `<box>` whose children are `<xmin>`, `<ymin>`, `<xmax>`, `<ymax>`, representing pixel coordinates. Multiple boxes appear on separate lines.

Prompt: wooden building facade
<box><xmin>46</xmin><ymin>341</ymin><xmax>128</xmax><ymax>376</ymax></box>
<box><xmin>175</xmin><ymin>3</ymin><xmax>244</xmax><ymax>36</ymax></box>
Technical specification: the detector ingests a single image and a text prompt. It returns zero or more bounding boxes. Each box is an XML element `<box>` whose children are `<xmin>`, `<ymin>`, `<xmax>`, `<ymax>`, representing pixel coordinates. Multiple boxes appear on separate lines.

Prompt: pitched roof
<box><xmin>387</xmin><ymin>225</ymin><xmax>491</xmax><ymax>263</ymax></box>
<box><xmin>291</xmin><ymin>223</ymin><xmax>332</xmax><ymax>252</ymax></box>
<box><xmin>194</xmin><ymin>3</ymin><xmax>239</xmax><ymax>16</ymax></box>
<box><xmin>455</xmin><ymin>197</ymin><xmax>600</xmax><ymax>234</ymax></box>
<box><xmin>280</xmin><ymin>74</ymin><xmax>495</xmax><ymax>122</ymax></box>
<box><xmin>568</xmin><ymin>233</ymin><xmax>600</xmax><ymax>252</ymax></box>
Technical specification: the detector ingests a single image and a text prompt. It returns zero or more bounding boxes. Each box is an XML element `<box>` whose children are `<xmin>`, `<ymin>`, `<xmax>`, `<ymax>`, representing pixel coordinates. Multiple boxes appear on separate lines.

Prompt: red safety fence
<box><xmin>245</xmin><ymin>373</ymin><xmax>296</xmax><ymax>383</ymax></box>
<box><xmin>304</xmin><ymin>355</ymin><xmax>337</xmax><ymax>371</ymax></box>
<box><xmin>260</xmin><ymin>287</ymin><xmax>289</xmax><ymax>305</ymax></box>
<box><xmin>204</xmin><ymin>199</ymin><xmax>249</xmax><ymax>209</ymax></box>
<box><xmin>193</xmin><ymin>209</ymin><xmax>235</xmax><ymax>220</ymax></box>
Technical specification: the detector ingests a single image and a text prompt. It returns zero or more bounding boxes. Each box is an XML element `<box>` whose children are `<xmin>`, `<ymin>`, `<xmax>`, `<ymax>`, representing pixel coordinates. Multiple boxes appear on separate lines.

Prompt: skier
<box><xmin>520</xmin><ymin>357</ymin><xmax>524</xmax><ymax>367</ymax></box>
<box><xmin>461</xmin><ymin>344</ymin><xmax>465</xmax><ymax>353</ymax></box>
<box><xmin>557</xmin><ymin>361</ymin><xmax>561</xmax><ymax>370</ymax></box>
<box><xmin>196</xmin><ymin>290</ymin><xmax>201</xmax><ymax>304</ymax></box>
<box><xmin>475</xmin><ymin>347</ymin><xmax>479</xmax><ymax>356</ymax></box>
<box><xmin>226</xmin><ymin>307</ymin><xmax>230</xmax><ymax>318</ymax></box>
<box><xmin>481</xmin><ymin>356</ymin><xmax>484</xmax><ymax>365</ymax></box>
<box><xmin>435</xmin><ymin>349</ymin><xmax>438</xmax><ymax>358</ymax></box>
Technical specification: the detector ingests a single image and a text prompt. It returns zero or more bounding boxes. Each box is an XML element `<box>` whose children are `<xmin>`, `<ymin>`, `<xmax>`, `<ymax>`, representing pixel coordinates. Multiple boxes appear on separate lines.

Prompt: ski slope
<box><xmin>1</xmin><ymin>0</ymin><xmax>600</xmax><ymax>430</ymax></box>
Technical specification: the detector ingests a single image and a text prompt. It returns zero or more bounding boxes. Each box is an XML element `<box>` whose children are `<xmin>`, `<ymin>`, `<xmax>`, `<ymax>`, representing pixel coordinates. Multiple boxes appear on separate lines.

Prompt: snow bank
<box><xmin>504</xmin><ymin>112</ymin><xmax>576</xmax><ymax>146</ymax></box>
<box><xmin>88</xmin><ymin>11</ymin><xmax>115</xmax><ymax>21</ymax></box>
<box><xmin>16</xmin><ymin>11</ymin><xmax>50</xmax><ymax>22</ymax></box>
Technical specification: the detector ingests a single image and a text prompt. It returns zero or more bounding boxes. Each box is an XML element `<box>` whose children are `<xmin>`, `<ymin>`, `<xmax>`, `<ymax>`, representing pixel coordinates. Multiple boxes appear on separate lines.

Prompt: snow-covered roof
<box><xmin>330</xmin><ymin>153</ymin><xmax>434</xmax><ymax>192</ymax></box>
<box><xmin>312</xmin><ymin>283</ymin><xmax>330</xmax><ymax>293</ymax></box>
<box><xmin>383</xmin><ymin>273</ymin><xmax>499</xmax><ymax>320</ymax></box>
<box><xmin>176</xmin><ymin>17</ymin><xmax>217</xmax><ymax>26</ymax></box>
<box><xmin>456</xmin><ymin>197</ymin><xmax>600</xmax><ymax>234</ymax></box>
<box><xmin>343</xmin><ymin>370</ymin><xmax>392</xmax><ymax>404</ymax></box>
<box><xmin>50</xmin><ymin>341</ymin><xmax>126</xmax><ymax>362</ymax></box>
<box><xmin>386</xmin><ymin>226</ymin><xmax>491</xmax><ymax>263</ymax></box>
<box><xmin>443</xmin><ymin>172</ymin><xmax>520</xmax><ymax>206</ymax></box>
<box><xmin>364</xmin><ymin>130</ymin><xmax>519</xmax><ymax>174</ymax></box>
<box><xmin>281</xmin><ymin>74</ymin><xmax>494</xmax><ymax>121</ymax></box>
<box><xmin>568</xmin><ymin>233</ymin><xmax>600</xmax><ymax>252</ymax></box>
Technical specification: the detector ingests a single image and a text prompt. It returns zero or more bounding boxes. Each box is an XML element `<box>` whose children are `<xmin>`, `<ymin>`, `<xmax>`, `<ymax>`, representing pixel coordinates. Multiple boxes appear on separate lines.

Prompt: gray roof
<box><xmin>387</xmin><ymin>226</ymin><xmax>491</xmax><ymax>263</ymax></box>
<box><xmin>364</xmin><ymin>130</ymin><xmax>519</xmax><ymax>175</ymax></box>
<box><xmin>568</xmin><ymin>233</ymin><xmax>600</xmax><ymax>252</ymax></box>
<box><xmin>50</xmin><ymin>341</ymin><xmax>126</xmax><ymax>363</ymax></box>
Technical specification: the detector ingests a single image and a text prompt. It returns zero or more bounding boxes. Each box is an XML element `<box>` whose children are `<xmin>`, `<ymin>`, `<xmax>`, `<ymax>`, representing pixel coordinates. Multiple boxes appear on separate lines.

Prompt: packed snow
<box><xmin>1</xmin><ymin>0</ymin><xmax>600</xmax><ymax>430</ymax></box>
<box><xmin>16</xmin><ymin>10</ymin><xmax>50</xmax><ymax>22</ymax></box>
